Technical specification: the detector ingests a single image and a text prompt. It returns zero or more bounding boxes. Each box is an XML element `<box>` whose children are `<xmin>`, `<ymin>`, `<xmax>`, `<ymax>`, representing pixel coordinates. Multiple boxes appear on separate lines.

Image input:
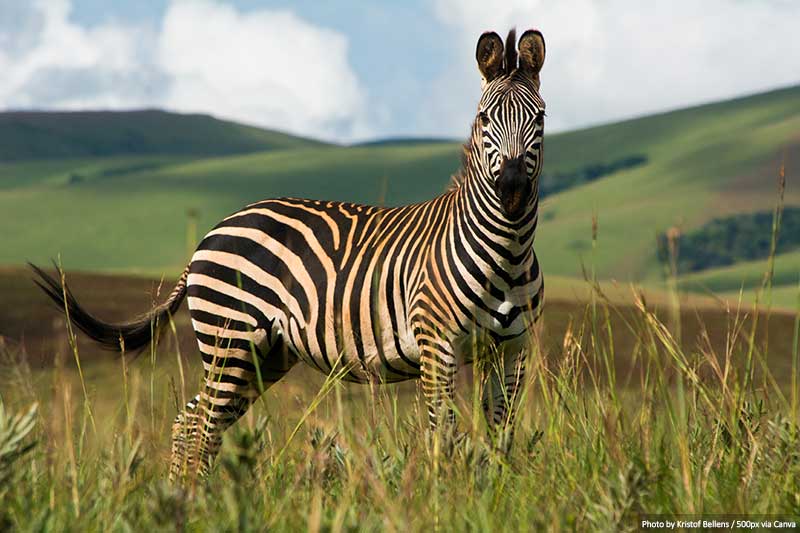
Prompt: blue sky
<box><xmin>2</xmin><ymin>0</ymin><xmax>799</xmax><ymax>142</ymax></box>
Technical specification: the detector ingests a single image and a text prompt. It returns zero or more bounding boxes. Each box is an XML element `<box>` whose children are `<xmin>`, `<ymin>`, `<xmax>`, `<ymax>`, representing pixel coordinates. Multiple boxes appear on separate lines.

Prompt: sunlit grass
<box><xmin>1</xmin><ymin>270</ymin><xmax>798</xmax><ymax>531</ymax></box>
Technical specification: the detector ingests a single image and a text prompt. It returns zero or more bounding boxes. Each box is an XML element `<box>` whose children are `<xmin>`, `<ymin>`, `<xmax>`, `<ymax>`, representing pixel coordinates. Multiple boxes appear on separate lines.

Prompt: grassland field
<box><xmin>1</xmin><ymin>87</ymin><xmax>799</xmax><ymax>530</ymax></box>
<box><xmin>1</xmin><ymin>267</ymin><xmax>799</xmax><ymax>530</ymax></box>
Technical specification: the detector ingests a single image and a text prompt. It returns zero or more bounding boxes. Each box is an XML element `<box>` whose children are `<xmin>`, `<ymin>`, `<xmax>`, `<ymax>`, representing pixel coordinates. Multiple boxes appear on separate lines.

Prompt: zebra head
<box><xmin>475</xmin><ymin>29</ymin><xmax>546</xmax><ymax>220</ymax></box>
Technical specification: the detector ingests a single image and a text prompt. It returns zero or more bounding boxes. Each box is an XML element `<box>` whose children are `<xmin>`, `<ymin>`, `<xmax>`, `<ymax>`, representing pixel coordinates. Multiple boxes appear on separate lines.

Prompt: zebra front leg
<box><xmin>415</xmin><ymin>326</ymin><xmax>458</xmax><ymax>439</ymax></box>
<box><xmin>481</xmin><ymin>348</ymin><xmax>527</xmax><ymax>456</ymax></box>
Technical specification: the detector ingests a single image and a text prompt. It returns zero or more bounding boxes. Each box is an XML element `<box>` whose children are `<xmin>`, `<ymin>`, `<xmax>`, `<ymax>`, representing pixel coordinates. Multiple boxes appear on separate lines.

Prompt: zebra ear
<box><xmin>518</xmin><ymin>30</ymin><xmax>545</xmax><ymax>79</ymax></box>
<box><xmin>476</xmin><ymin>31</ymin><xmax>504</xmax><ymax>85</ymax></box>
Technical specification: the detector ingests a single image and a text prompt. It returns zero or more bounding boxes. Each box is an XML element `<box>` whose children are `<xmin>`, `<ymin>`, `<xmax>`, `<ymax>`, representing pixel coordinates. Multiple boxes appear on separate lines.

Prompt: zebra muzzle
<box><xmin>495</xmin><ymin>155</ymin><xmax>531</xmax><ymax>220</ymax></box>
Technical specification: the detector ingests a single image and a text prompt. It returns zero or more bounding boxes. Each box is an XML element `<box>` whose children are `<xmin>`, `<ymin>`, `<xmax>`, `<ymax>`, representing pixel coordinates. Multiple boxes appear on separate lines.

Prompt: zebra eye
<box><xmin>535</xmin><ymin>110</ymin><xmax>546</xmax><ymax>124</ymax></box>
<box><xmin>479</xmin><ymin>113</ymin><xmax>490</xmax><ymax>127</ymax></box>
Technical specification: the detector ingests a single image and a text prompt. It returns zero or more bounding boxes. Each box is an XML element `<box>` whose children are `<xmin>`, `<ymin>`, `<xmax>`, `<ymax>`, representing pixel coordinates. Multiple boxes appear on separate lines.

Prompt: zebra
<box><xmin>32</xmin><ymin>28</ymin><xmax>546</xmax><ymax>480</ymax></box>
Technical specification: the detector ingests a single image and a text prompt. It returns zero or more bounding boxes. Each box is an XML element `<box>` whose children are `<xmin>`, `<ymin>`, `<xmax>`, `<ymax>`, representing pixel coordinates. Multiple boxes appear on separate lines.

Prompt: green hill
<box><xmin>0</xmin><ymin>109</ymin><xmax>324</xmax><ymax>160</ymax></box>
<box><xmin>1</xmin><ymin>86</ymin><xmax>798</xmax><ymax>302</ymax></box>
<box><xmin>536</xmin><ymin>85</ymin><xmax>800</xmax><ymax>281</ymax></box>
<box><xmin>0</xmin><ymin>143</ymin><xmax>461</xmax><ymax>273</ymax></box>
<box><xmin>677</xmin><ymin>248</ymin><xmax>800</xmax><ymax>309</ymax></box>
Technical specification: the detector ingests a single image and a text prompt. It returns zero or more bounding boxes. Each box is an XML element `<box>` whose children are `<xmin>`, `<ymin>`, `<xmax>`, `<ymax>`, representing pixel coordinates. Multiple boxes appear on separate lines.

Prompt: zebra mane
<box><xmin>447</xmin><ymin>141</ymin><xmax>473</xmax><ymax>191</ymax></box>
<box><xmin>504</xmin><ymin>28</ymin><xmax>517</xmax><ymax>72</ymax></box>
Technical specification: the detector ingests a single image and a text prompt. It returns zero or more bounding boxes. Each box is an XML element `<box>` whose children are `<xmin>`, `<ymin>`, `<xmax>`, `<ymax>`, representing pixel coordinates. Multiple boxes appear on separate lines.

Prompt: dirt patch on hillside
<box><xmin>0</xmin><ymin>267</ymin><xmax>796</xmax><ymax>385</ymax></box>
<box><xmin>0</xmin><ymin>267</ymin><xmax>195</xmax><ymax>368</ymax></box>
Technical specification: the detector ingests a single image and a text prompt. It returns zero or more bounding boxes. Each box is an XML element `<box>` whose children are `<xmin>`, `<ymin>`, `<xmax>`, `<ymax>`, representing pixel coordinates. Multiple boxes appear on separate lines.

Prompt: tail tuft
<box><xmin>29</xmin><ymin>262</ymin><xmax>189</xmax><ymax>353</ymax></box>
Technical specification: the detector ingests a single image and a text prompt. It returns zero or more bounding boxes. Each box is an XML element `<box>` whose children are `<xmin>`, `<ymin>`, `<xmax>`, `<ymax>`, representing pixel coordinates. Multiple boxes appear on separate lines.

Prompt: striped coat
<box><xmin>33</xmin><ymin>28</ymin><xmax>547</xmax><ymax>480</ymax></box>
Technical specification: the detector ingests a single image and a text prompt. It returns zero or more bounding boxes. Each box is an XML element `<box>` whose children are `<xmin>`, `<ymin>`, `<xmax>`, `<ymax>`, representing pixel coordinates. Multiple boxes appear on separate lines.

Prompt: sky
<box><xmin>1</xmin><ymin>0</ymin><xmax>799</xmax><ymax>143</ymax></box>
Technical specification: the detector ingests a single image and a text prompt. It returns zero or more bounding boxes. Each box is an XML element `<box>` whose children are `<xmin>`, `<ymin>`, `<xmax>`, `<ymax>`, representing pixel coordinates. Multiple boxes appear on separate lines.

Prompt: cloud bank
<box><xmin>1</xmin><ymin>0</ymin><xmax>799</xmax><ymax>141</ymax></box>
<box><xmin>430</xmin><ymin>0</ymin><xmax>800</xmax><ymax>134</ymax></box>
<box><xmin>0</xmin><ymin>0</ymin><xmax>368</xmax><ymax>140</ymax></box>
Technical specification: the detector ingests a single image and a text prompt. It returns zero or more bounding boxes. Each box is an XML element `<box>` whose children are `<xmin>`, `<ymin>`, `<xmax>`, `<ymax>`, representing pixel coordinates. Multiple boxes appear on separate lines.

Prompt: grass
<box><xmin>0</xmin><ymin>143</ymin><xmax>462</xmax><ymax>274</ymax></box>
<box><xmin>2</xmin><ymin>87</ymin><xmax>800</xmax><ymax>529</ymax></box>
<box><xmin>679</xmin><ymin>249</ymin><xmax>800</xmax><ymax>310</ymax></box>
<box><xmin>2</xmin><ymin>159</ymin><xmax>799</xmax><ymax>529</ymax></box>
<box><xmin>537</xmin><ymin>87</ymin><xmax>800</xmax><ymax>282</ymax></box>
<box><xmin>5</xmin><ymin>263</ymin><xmax>797</xmax><ymax>370</ymax></box>
<box><xmin>1</xmin><ymin>275</ymin><xmax>798</xmax><ymax>531</ymax></box>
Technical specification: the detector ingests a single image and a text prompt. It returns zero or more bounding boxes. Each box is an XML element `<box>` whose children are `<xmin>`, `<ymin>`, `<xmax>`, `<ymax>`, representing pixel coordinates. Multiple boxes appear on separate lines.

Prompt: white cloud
<box><xmin>157</xmin><ymin>0</ymin><xmax>367</xmax><ymax>140</ymax></box>
<box><xmin>0</xmin><ymin>0</ymin><xmax>159</xmax><ymax>109</ymax></box>
<box><xmin>2</xmin><ymin>1</ymin><xmax>799</xmax><ymax>142</ymax></box>
<box><xmin>0</xmin><ymin>0</ymin><xmax>368</xmax><ymax>140</ymax></box>
<box><xmin>430</xmin><ymin>0</ymin><xmax>800</xmax><ymax>135</ymax></box>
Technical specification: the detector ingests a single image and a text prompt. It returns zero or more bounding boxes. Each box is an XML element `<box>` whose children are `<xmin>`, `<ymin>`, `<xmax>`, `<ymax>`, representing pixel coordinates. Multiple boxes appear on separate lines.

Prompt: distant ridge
<box><xmin>0</xmin><ymin>109</ymin><xmax>325</xmax><ymax>160</ymax></box>
<box><xmin>354</xmin><ymin>137</ymin><xmax>458</xmax><ymax>147</ymax></box>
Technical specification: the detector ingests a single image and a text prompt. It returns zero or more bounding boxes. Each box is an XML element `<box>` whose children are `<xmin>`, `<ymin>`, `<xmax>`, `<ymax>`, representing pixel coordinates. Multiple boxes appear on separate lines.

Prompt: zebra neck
<box><xmin>462</xmin><ymin>134</ymin><xmax>539</xmax><ymax>241</ymax></box>
<box><xmin>452</xmin><ymin>169</ymin><xmax>538</xmax><ymax>277</ymax></box>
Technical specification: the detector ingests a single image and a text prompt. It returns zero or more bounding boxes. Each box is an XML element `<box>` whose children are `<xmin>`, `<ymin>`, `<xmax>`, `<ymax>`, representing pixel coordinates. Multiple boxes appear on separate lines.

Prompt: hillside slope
<box><xmin>0</xmin><ymin>109</ymin><xmax>324</xmax><ymax>160</ymax></box>
<box><xmin>536</xmin><ymin>85</ymin><xmax>800</xmax><ymax>281</ymax></box>
<box><xmin>1</xmin><ymin>86</ymin><xmax>798</xmax><ymax>292</ymax></box>
<box><xmin>0</xmin><ymin>143</ymin><xmax>461</xmax><ymax>273</ymax></box>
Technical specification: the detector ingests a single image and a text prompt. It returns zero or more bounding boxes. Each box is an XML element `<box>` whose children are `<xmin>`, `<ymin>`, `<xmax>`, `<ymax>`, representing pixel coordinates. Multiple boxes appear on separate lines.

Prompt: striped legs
<box><xmin>415</xmin><ymin>326</ymin><xmax>457</xmax><ymax>433</ymax></box>
<box><xmin>481</xmin><ymin>348</ymin><xmax>527</xmax><ymax>455</ymax></box>
<box><xmin>169</xmin><ymin>338</ymin><xmax>297</xmax><ymax>482</ymax></box>
<box><xmin>169</xmin><ymin>387</ymin><xmax>253</xmax><ymax>481</ymax></box>
<box><xmin>169</xmin><ymin>394</ymin><xmax>203</xmax><ymax>481</ymax></box>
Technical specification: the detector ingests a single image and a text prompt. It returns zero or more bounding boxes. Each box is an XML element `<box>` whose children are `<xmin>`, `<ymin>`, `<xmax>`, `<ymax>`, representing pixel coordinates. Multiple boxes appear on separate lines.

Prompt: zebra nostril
<box><xmin>495</xmin><ymin>154</ymin><xmax>532</xmax><ymax>219</ymax></box>
<box><xmin>500</xmin><ymin>155</ymin><xmax>526</xmax><ymax>178</ymax></box>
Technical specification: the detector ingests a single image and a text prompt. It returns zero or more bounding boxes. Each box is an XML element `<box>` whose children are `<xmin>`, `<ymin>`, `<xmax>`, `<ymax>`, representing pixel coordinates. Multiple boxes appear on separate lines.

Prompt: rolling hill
<box><xmin>0</xmin><ymin>109</ymin><xmax>324</xmax><ymax>160</ymax></box>
<box><xmin>1</xmin><ymin>85</ymin><xmax>798</xmax><ymax>305</ymax></box>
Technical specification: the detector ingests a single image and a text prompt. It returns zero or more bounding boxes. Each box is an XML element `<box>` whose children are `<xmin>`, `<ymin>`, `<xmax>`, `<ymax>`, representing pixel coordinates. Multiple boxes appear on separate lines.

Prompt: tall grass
<box><xmin>1</xmin><ymin>268</ymin><xmax>798</xmax><ymax>531</ymax></box>
<box><xmin>1</xmin><ymin>164</ymin><xmax>798</xmax><ymax>530</ymax></box>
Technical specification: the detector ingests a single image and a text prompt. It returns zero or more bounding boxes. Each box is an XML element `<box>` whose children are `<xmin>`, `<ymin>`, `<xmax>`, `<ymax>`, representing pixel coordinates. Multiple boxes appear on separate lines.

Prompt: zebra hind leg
<box><xmin>169</xmin><ymin>394</ymin><xmax>206</xmax><ymax>481</ymax></box>
<box><xmin>169</xmin><ymin>383</ymin><xmax>255</xmax><ymax>482</ymax></box>
<box><xmin>169</xmin><ymin>339</ymin><xmax>297</xmax><ymax>482</ymax></box>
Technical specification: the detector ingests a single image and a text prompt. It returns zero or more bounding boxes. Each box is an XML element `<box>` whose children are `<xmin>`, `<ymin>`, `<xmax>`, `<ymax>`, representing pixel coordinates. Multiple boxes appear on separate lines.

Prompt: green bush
<box><xmin>658</xmin><ymin>207</ymin><xmax>800</xmax><ymax>273</ymax></box>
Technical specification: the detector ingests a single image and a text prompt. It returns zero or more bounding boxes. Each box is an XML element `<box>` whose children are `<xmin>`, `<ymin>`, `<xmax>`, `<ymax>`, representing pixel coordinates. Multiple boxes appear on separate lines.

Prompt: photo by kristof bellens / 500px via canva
<box><xmin>3</xmin><ymin>1</ymin><xmax>800</xmax><ymax>530</ymax></box>
<box><xmin>32</xmin><ymin>29</ymin><xmax>549</xmax><ymax>483</ymax></box>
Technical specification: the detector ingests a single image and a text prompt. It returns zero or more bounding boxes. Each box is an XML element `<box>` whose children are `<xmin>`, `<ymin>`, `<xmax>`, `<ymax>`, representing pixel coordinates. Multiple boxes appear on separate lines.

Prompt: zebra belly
<box><xmin>292</xmin><ymin>303</ymin><xmax>423</xmax><ymax>384</ymax></box>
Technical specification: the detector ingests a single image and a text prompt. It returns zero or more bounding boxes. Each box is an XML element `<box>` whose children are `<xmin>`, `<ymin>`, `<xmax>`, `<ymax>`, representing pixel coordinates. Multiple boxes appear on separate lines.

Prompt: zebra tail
<box><xmin>29</xmin><ymin>261</ymin><xmax>190</xmax><ymax>353</ymax></box>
